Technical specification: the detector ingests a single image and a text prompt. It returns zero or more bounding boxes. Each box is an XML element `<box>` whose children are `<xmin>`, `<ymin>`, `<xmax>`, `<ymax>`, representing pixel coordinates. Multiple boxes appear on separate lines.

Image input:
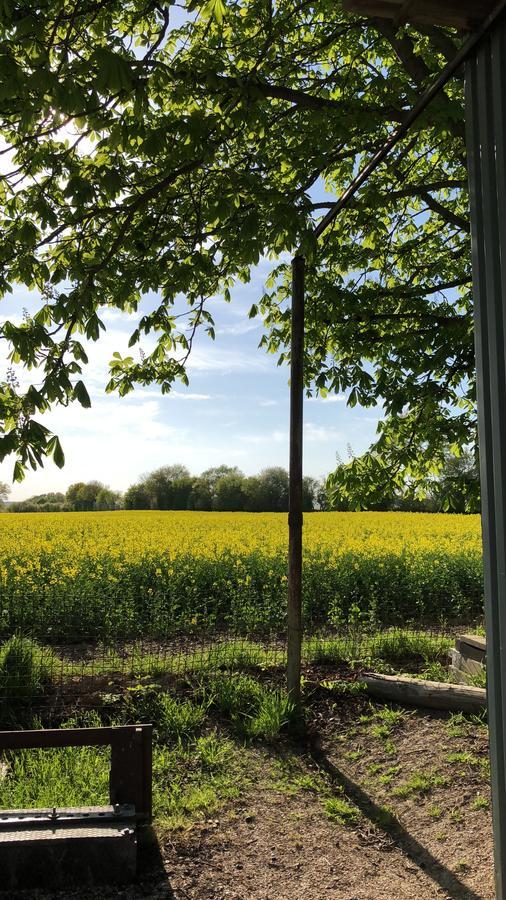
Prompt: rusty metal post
<box><xmin>287</xmin><ymin>254</ymin><xmax>305</xmax><ymax>705</ymax></box>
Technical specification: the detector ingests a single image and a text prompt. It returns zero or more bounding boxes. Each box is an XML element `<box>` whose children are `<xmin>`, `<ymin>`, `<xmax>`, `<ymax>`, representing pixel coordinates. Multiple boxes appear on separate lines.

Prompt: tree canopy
<box><xmin>0</xmin><ymin>1</ymin><xmax>474</xmax><ymax>504</ymax></box>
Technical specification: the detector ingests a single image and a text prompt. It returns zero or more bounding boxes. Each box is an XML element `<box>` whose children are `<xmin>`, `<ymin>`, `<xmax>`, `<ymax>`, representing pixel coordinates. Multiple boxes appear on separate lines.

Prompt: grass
<box><xmin>0</xmin><ymin>625</ymin><xmax>490</xmax><ymax>847</ymax></box>
<box><xmin>54</xmin><ymin>629</ymin><xmax>457</xmax><ymax>686</ymax></box>
<box><xmin>195</xmin><ymin>672</ymin><xmax>295</xmax><ymax>740</ymax></box>
<box><xmin>0</xmin><ymin>725</ymin><xmax>242</xmax><ymax>829</ymax></box>
<box><xmin>0</xmin><ymin>671</ymin><xmax>298</xmax><ymax>829</ymax></box>
<box><xmin>324</xmin><ymin>796</ymin><xmax>360</xmax><ymax>826</ymax></box>
<box><xmin>124</xmin><ymin>684</ymin><xmax>207</xmax><ymax>742</ymax></box>
<box><xmin>392</xmin><ymin>770</ymin><xmax>448</xmax><ymax>799</ymax></box>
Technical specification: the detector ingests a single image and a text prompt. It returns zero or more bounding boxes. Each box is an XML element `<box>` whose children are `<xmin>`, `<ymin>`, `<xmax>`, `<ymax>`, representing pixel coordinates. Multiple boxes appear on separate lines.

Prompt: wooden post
<box><xmin>287</xmin><ymin>254</ymin><xmax>305</xmax><ymax>705</ymax></box>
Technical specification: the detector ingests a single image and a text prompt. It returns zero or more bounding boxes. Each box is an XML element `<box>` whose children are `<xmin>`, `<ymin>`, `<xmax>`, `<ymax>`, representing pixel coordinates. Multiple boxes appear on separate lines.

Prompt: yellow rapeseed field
<box><xmin>0</xmin><ymin>511</ymin><xmax>483</xmax><ymax>642</ymax></box>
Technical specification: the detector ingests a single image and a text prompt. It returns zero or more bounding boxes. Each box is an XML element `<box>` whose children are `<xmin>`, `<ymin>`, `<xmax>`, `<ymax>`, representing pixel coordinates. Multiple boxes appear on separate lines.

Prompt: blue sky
<box><xmin>1</xmin><ymin>256</ymin><xmax>382</xmax><ymax>501</ymax></box>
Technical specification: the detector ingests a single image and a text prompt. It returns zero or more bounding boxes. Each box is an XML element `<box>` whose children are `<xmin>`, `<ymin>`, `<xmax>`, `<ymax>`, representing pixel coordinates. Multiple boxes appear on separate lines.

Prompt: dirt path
<box><xmin>2</xmin><ymin>699</ymin><xmax>495</xmax><ymax>900</ymax></box>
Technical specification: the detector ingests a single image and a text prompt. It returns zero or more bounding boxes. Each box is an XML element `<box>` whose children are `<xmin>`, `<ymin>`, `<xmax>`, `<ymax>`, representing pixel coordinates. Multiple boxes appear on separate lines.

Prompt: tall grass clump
<box><xmin>199</xmin><ymin>672</ymin><xmax>294</xmax><ymax>740</ymax></box>
<box><xmin>0</xmin><ymin>636</ymin><xmax>55</xmax><ymax>721</ymax></box>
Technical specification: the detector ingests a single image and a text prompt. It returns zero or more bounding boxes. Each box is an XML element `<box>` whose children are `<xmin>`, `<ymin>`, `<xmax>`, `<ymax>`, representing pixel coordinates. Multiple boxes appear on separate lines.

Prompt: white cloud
<box><xmin>259</xmin><ymin>399</ymin><xmax>278</xmax><ymax>407</ymax></box>
<box><xmin>304</xmin><ymin>422</ymin><xmax>343</xmax><ymax>443</ymax></box>
<box><xmin>220</xmin><ymin>320</ymin><xmax>261</xmax><ymax>337</ymax></box>
<box><xmin>168</xmin><ymin>391</ymin><xmax>211</xmax><ymax>401</ymax></box>
<box><xmin>240</xmin><ymin>430</ymin><xmax>287</xmax><ymax>445</ymax></box>
<box><xmin>186</xmin><ymin>344</ymin><xmax>269</xmax><ymax>373</ymax></box>
<box><xmin>307</xmin><ymin>394</ymin><xmax>346</xmax><ymax>404</ymax></box>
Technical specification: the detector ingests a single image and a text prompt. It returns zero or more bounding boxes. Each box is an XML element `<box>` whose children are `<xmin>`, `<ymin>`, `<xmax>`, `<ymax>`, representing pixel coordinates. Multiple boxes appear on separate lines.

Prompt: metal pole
<box><xmin>287</xmin><ymin>254</ymin><xmax>305</xmax><ymax>705</ymax></box>
<box><xmin>466</xmin><ymin>18</ymin><xmax>506</xmax><ymax>897</ymax></box>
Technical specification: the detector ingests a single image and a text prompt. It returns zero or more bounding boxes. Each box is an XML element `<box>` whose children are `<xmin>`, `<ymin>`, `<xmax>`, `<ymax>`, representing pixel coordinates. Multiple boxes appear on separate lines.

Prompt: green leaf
<box><xmin>73</xmin><ymin>380</ymin><xmax>91</xmax><ymax>408</ymax></box>
<box><xmin>202</xmin><ymin>0</ymin><xmax>226</xmax><ymax>25</ymax></box>
<box><xmin>13</xmin><ymin>460</ymin><xmax>25</xmax><ymax>483</ymax></box>
<box><xmin>51</xmin><ymin>436</ymin><xmax>65</xmax><ymax>469</ymax></box>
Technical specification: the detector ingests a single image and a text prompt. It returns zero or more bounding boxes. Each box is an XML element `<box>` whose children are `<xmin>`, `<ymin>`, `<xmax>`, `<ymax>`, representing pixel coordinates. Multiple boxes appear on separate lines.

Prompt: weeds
<box><xmin>325</xmin><ymin>796</ymin><xmax>360</xmax><ymax>827</ymax></box>
<box><xmin>393</xmin><ymin>771</ymin><xmax>448</xmax><ymax>799</ymax></box>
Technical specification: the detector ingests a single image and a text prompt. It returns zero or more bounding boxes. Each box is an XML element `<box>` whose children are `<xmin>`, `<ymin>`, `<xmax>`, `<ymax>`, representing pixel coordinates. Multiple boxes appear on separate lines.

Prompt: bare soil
<box><xmin>6</xmin><ymin>690</ymin><xmax>494</xmax><ymax>900</ymax></box>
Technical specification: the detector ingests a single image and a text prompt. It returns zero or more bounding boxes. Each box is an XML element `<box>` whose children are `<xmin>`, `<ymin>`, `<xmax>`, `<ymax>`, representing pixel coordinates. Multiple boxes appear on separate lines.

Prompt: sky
<box><xmin>0</xmin><ymin>255</ymin><xmax>382</xmax><ymax>501</ymax></box>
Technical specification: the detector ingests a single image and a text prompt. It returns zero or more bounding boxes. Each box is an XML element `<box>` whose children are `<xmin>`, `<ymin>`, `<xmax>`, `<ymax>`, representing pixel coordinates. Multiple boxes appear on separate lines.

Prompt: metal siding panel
<box><xmin>467</xmin><ymin>22</ymin><xmax>506</xmax><ymax>896</ymax></box>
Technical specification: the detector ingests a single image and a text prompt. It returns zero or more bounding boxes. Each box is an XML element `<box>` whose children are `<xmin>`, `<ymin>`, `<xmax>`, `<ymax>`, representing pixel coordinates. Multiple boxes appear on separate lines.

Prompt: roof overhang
<box><xmin>343</xmin><ymin>0</ymin><xmax>498</xmax><ymax>30</ymax></box>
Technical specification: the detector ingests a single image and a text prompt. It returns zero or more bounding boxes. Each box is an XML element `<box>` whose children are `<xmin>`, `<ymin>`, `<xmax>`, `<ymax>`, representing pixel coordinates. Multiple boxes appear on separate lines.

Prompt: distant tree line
<box><xmin>8</xmin><ymin>482</ymin><xmax>122</xmax><ymax>513</ymax></box>
<box><xmin>124</xmin><ymin>465</ymin><xmax>325</xmax><ymax>512</ymax></box>
<box><xmin>3</xmin><ymin>450</ymin><xmax>480</xmax><ymax>514</ymax></box>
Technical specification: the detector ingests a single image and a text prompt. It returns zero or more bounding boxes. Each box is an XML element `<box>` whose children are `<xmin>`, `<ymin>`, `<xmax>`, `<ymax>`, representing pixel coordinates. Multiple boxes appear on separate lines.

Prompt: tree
<box><xmin>96</xmin><ymin>487</ymin><xmax>122</xmax><ymax>511</ymax></box>
<box><xmin>302</xmin><ymin>476</ymin><xmax>317</xmax><ymax>513</ymax></box>
<box><xmin>195</xmin><ymin>466</ymin><xmax>243</xmax><ymax>510</ymax></box>
<box><xmin>254</xmin><ymin>467</ymin><xmax>289</xmax><ymax>513</ymax></box>
<box><xmin>428</xmin><ymin>450</ymin><xmax>480</xmax><ymax>513</ymax></box>
<box><xmin>0</xmin><ymin>482</ymin><xmax>10</xmax><ymax>507</ymax></box>
<box><xmin>188</xmin><ymin>476</ymin><xmax>214</xmax><ymax>511</ymax></box>
<box><xmin>9</xmin><ymin>491</ymin><xmax>67</xmax><ymax>512</ymax></box>
<box><xmin>214</xmin><ymin>472</ymin><xmax>246</xmax><ymax>511</ymax></box>
<box><xmin>138</xmin><ymin>465</ymin><xmax>192</xmax><ymax>509</ymax></box>
<box><xmin>124</xmin><ymin>483</ymin><xmax>150</xmax><ymax>510</ymax></box>
<box><xmin>0</xmin><ymin>2</ymin><xmax>473</xmax><ymax>497</ymax></box>
<box><xmin>66</xmin><ymin>481</ymin><xmax>105</xmax><ymax>512</ymax></box>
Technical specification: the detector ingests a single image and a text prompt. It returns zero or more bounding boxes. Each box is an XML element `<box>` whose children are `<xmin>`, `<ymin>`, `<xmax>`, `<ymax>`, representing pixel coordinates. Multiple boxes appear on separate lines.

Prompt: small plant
<box><xmin>306</xmin><ymin>639</ymin><xmax>347</xmax><ymax>667</ymax></box>
<box><xmin>202</xmin><ymin>673</ymin><xmax>264</xmax><ymax>719</ymax></box>
<box><xmin>325</xmin><ymin>796</ymin><xmax>360</xmax><ymax>827</ymax></box>
<box><xmin>346</xmin><ymin>750</ymin><xmax>364</xmax><ymax>762</ymax></box>
<box><xmin>428</xmin><ymin>805</ymin><xmax>442</xmax><ymax>819</ymax></box>
<box><xmin>418</xmin><ymin>662</ymin><xmax>449</xmax><ymax>682</ymax></box>
<box><xmin>375</xmin><ymin>805</ymin><xmax>397</xmax><ymax>827</ymax></box>
<box><xmin>456</xmin><ymin>860</ymin><xmax>470</xmax><ymax>873</ymax></box>
<box><xmin>378</xmin><ymin>765</ymin><xmax>401</xmax><ymax>786</ymax></box>
<box><xmin>320</xmin><ymin>679</ymin><xmax>366</xmax><ymax>697</ymax></box>
<box><xmin>371</xmin><ymin>631</ymin><xmax>452</xmax><ymax>667</ymax></box>
<box><xmin>472</xmin><ymin>795</ymin><xmax>489</xmax><ymax>810</ymax></box>
<box><xmin>469</xmin><ymin>668</ymin><xmax>487</xmax><ymax>689</ymax></box>
<box><xmin>393</xmin><ymin>771</ymin><xmax>447</xmax><ymax>799</ymax></box>
<box><xmin>371</xmin><ymin>724</ymin><xmax>391</xmax><ymax>740</ymax></box>
<box><xmin>194</xmin><ymin>734</ymin><xmax>233</xmax><ymax>772</ymax></box>
<box><xmin>375</xmin><ymin>707</ymin><xmax>404</xmax><ymax>727</ymax></box>
<box><xmin>445</xmin><ymin>751</ymin><xmax>481</xmax><ymax>768</ymax></box>
<box><xmin>197</xmin><ymin>673</ymin><xmax>294</xmax><ymax>741</ymax></box>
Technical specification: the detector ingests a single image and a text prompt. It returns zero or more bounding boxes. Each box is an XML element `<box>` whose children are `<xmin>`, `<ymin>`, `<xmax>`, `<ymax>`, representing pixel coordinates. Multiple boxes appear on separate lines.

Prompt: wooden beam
<box><xmin>363</xmin><ymin>672</ymin><xmax>487</xmax><ymax>713</ymax></box>
<box><xmin>343</xmin><ymin>0</ymin><xmax>497</xmax><ymax>30</ymax></box>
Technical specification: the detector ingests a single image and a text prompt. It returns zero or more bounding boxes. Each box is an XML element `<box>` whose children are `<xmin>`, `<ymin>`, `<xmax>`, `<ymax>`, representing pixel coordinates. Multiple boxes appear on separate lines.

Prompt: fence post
<box><xmin>287</xmin><ymin>254</ymin><xmax>305</xmax><ymax>705</ymax></box>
